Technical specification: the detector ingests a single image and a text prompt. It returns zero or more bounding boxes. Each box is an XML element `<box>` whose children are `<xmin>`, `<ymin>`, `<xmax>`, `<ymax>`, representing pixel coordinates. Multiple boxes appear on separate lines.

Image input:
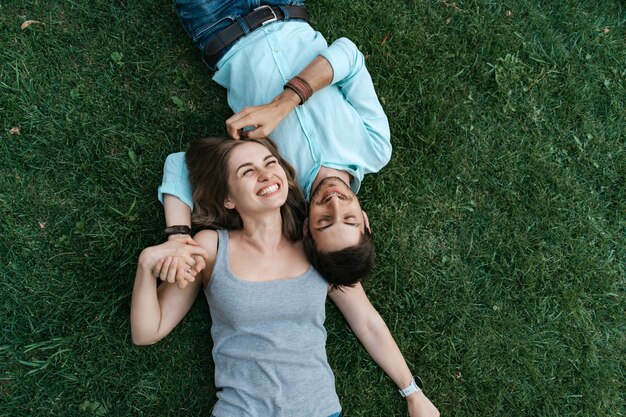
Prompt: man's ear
<box><xmin>224</xmin><ymin>197</ymin><xmax>235</xmax><ymax>210</ymax></box>
<box><xmin>362</xmin><ymin>211</ymin><xmax>371</xmax><ymax>233</ymax></box>
<box><xmin>303</xmin><ymin>217</ymin><xmax>309</xmax><ymax>235</ymax></box>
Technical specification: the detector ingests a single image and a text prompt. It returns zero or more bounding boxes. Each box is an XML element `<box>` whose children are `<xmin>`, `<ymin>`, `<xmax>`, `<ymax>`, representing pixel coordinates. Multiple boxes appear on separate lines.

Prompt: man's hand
<box><xmin>165</xmin><ymin>234</ymin><xmax>206</xmax><ymax>286</ymax></box>
<box><xmin>226</xmin><ymin>89</ymin><xmax>301</xmax><ymax>139</ymax></box>
<box><xmin>174</xmin><ymin>235</ymin><xmax>207</xmax><ymax>281</ymax></box>
<box><xmin>407</xmin><ymin>392</ymin><xmax>439</xmax><ymax>417</ymax></box>
<box><xmin>140</xmin><ymin>238</ymin><xmax>208</xmax><ymax>289</ymax></box>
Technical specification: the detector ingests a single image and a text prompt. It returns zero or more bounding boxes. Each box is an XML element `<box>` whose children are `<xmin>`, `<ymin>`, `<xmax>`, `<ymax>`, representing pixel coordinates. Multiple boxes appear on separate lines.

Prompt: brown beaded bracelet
<box><xmin>284</xmin><ymin>76</ymin><xmax>313</xmax><ymax>105</ymax></box>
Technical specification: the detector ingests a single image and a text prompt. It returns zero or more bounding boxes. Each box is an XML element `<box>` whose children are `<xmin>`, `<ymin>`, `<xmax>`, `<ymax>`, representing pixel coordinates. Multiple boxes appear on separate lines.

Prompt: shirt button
<box><xmin>273</xmin><ymin>48</ymin><xmax>279</xmax><ymax>52</ymax></box>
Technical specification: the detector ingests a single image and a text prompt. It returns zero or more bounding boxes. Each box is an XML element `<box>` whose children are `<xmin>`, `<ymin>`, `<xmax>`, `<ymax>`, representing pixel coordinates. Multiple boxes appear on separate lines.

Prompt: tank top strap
<box><xmin>207</xmin><ymin>229</ymin><xmax>230</xmax><ymax>289</ymax></box>
<box><xmin>215</xmin><ymin>229</ymin><xmax>229</xmax><ymax>265</ymax></box>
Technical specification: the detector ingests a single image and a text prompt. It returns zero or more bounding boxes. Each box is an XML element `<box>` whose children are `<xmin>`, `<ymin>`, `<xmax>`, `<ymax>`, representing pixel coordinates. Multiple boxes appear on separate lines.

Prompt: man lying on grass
<box><xmin>160</xmin><ymin>1</ymin><xmax>391</xmax><ymax>288</ymax></box>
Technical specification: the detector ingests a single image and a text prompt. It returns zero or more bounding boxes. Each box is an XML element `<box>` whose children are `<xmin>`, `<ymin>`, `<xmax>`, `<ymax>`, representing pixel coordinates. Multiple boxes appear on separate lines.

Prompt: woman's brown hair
<box><xmin>186</xmin><ymin>137</ymin><xmax>306</xmax><ymax>242</ymax></box>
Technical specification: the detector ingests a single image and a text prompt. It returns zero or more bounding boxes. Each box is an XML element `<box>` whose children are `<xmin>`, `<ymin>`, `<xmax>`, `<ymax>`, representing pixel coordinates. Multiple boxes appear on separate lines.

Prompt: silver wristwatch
<box><xmin>399</xmin><ymin>376</ymin><xmax>423</xmax><ymax>397</ymax></box>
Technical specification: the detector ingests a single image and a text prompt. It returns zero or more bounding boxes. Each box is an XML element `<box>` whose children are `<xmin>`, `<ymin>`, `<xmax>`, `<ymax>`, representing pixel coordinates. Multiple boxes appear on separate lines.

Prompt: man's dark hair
<box><xmin>303</xmin><ymin>228</ymin><xmax>375</xmax><ymax>288</ymax></box>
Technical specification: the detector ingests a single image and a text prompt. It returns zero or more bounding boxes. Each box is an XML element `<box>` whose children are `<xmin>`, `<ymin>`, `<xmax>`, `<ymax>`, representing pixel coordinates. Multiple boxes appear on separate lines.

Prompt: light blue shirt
<box><xmin>158</xmin><ymin>21</ymin><xmax>391</xmax><ymax>208</ymax></box>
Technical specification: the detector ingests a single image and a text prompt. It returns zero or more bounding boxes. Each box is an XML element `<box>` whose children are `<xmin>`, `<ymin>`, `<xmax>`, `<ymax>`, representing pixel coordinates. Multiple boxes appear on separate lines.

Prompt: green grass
<box><xmin>1</xmin><ymin>0</ymin><xmax>624</xmax><ymax>416</ymax></box>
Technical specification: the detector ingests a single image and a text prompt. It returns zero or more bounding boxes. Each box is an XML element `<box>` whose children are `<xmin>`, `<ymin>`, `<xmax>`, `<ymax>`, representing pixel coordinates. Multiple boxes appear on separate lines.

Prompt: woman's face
<box><xmin>224</xmin><ymin>142</ymin><xmax>289</xmax><ymax>214</ymax></box>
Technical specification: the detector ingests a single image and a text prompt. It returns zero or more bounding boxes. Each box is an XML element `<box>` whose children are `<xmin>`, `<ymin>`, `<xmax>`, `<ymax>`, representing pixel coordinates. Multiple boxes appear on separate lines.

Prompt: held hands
<box><xmin>225</xmin><ymin>89</ymin><xmax>301</xmax><ymax>139</ymax></box>
<box><xmin>139</xmin><ymin>237</ymin><xmax>208</xmax><ymax>289</ymax></box>
<box><xmin>407</xmin><ymin>392</ymin><xmax>439</xmax><ymax>417</ymax></box>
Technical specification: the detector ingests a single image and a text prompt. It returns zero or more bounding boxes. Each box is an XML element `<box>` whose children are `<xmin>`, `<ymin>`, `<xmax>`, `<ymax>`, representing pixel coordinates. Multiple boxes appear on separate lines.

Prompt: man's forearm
<box><xmin>164</xmin><ymin>194</ymin><xmax>192</xmax><ymax>228</ymax></box>
<box><xmin>295</xmin><ymin>55</ymin><xmax>334</xmax><ymax>94</ymax></box>
<box><xmin>226</xmin><ymin>55</ymin><xmax>335</xmax><ymax>139</ymax></box>
<box><xmin>271</xmin><ymin>56</ymin><xmax>334</xmax><ymax>111</ymax></box>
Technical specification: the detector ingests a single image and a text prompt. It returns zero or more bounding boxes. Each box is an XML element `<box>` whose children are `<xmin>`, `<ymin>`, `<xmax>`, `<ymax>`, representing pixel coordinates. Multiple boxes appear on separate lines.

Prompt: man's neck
<box><xmin>312</xmin><ymin>166</ymin><xmax>351</xmax><ymax>192</ymax></box>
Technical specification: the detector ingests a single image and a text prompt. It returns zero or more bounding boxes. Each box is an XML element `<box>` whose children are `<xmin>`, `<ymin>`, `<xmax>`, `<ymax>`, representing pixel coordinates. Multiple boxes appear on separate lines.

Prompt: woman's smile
<box><xmin>257</xmin><ymin>183</ymin><xmax>281</xmax><ymax>197</ymax></box>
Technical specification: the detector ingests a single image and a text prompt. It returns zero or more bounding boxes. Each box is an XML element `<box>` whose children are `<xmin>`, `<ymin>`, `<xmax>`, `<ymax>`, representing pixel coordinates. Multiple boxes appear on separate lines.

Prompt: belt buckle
<box><xmin>254</xmin><ymin>5</ymin><xmax>278</xmax><ymax>26</ymax></box>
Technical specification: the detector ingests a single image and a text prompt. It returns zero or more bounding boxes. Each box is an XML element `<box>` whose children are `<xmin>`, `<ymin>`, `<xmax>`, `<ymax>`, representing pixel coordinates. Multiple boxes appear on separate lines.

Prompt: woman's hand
<box><xmin>152</xmin><ymin>236</ymin><xmax>207</xmax><ymax>288</ymax></box>
<box><xmin>132</xmin><ymin>238</ymin><xmax>208</xmax><ymax>345</ymax></box>
<box><xmin>139</xmin><ymin>238</ymin><xmax>208</xmax><ymax>288</ymax></box>
<box><xmin>225</xmin><ymin>89</ymin><xmax>301</xmax><ymax>139</ymax></box>
<box><xmin>407</xmin><ymin>392</ymin><xmax>439</xmax><ymax>417</ymax></box>
<box><xmin>154</xmin><ymin>255</ymin><xmax>206</xmax><ymax>289</ymax></box>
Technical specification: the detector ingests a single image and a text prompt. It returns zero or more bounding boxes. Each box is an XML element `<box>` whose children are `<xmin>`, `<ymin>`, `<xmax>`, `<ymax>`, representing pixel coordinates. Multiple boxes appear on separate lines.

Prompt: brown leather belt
<box><xmin>203</xmin><ymin>5</ymin><xmax>309</xmax><ymax>68</ymax></box>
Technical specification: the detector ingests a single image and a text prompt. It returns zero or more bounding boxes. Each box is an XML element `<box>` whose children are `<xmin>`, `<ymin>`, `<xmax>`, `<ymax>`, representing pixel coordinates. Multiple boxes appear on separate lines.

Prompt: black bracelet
<box><xmin>164</xmin><ymin>225</ymin><xmax>192</xmax><ymax>238</ymax></box>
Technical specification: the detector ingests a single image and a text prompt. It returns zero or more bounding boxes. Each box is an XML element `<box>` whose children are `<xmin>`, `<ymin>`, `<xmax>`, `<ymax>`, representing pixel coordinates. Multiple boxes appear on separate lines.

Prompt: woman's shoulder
<box><xmin>193</xmin><ymin>229</ymin><xmax>221</xmax><ymax>288</ymax></box>
<box><xmin>193</xmin><ymin>229</ymin><xmax>219</xmax><ymax>258</ymax></box>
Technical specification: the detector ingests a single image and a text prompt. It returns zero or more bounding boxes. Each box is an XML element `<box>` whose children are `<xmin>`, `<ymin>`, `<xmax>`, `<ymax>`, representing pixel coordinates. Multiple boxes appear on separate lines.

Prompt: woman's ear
<box><xmin>224</xmin><ymin>197</ymin><xmax>235</xmax><ymax>210</ymax></box>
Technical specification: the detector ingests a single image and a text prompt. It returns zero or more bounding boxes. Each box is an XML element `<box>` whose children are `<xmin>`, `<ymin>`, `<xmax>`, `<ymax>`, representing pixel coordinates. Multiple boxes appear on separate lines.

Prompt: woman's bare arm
<box><xmin>130</xmin><ymin>236</ymin><xmax>214</xmax><ymax>345</ymax></box>
<box><xmin>329</xmin><ymin>283</ymin><xmax>439</xmax><ymax>417</ymax></box>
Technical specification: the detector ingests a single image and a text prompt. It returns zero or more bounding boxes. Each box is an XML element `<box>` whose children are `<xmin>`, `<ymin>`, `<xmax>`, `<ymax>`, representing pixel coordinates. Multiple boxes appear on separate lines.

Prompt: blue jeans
<box><xmin>175</xmin><ymin>0</ymin><xmax>305</xmax><ymax>66</ymax></box>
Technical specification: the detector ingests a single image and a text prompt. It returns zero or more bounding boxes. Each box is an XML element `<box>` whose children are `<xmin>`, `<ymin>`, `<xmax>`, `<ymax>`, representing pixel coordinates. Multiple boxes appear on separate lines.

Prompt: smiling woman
<box><xmin>186</xmin><ymin>137</ymin><xmax>305</xmax><ymax>242</ymax></box>
<box><xmin>130</xmin><ymin>136</ymin><xmax>438</xmax><ymax>417</ymax></box>
<box><xmin>224</xmin><ymin>148</ymin><xmax>288</xmax><ymax>210</ymax></box>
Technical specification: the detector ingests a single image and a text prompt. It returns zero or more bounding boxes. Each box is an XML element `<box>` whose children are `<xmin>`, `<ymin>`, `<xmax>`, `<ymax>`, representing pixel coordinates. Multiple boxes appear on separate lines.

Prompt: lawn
<box><xmin>1</xmin><ymin>0</ymin><xmax>624</xmax><ymax>416</ymax></box>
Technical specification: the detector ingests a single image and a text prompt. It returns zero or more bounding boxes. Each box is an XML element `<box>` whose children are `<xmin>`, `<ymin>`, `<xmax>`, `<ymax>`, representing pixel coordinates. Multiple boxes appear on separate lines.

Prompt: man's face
<box><xmin>307</xmin><ymin>177</ymin><xmax>369</xmax><ymax>252</ymax></box>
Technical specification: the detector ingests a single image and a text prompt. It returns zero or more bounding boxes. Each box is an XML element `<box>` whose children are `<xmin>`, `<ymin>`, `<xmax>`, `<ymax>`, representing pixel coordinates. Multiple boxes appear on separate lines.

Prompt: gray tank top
<box><xmin>204</xmin><ymin>230</ymin><xmax>341</xmax><ymax>417</ymax></box>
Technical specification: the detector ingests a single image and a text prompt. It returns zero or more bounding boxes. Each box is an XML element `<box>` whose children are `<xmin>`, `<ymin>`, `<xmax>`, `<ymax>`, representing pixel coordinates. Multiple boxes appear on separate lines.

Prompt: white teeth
<box><xmin>258</xmin><ymin>184</ymin><xmax>279</xmax><ymax>196</ymax></box>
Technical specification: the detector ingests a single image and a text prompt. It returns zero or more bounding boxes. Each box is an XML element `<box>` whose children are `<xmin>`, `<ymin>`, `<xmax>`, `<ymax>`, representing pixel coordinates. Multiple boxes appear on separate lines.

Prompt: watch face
<box><xmin>414</xmin><ymin>375</ymin><xmax>423</xmax><ymax>389</ymax></box>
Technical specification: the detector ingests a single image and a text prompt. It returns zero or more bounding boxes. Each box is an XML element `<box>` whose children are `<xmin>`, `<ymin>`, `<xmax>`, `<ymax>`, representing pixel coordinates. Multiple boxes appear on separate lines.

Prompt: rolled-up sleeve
<box><xmin>320</xmin><ymin>38</ymin><xmax>392</xmax><ymax>172</ymax></box>
<box><xmin>157</xmin><ymin>152</ymin><xmax>194</xmax><ymax>210</ymax></box>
